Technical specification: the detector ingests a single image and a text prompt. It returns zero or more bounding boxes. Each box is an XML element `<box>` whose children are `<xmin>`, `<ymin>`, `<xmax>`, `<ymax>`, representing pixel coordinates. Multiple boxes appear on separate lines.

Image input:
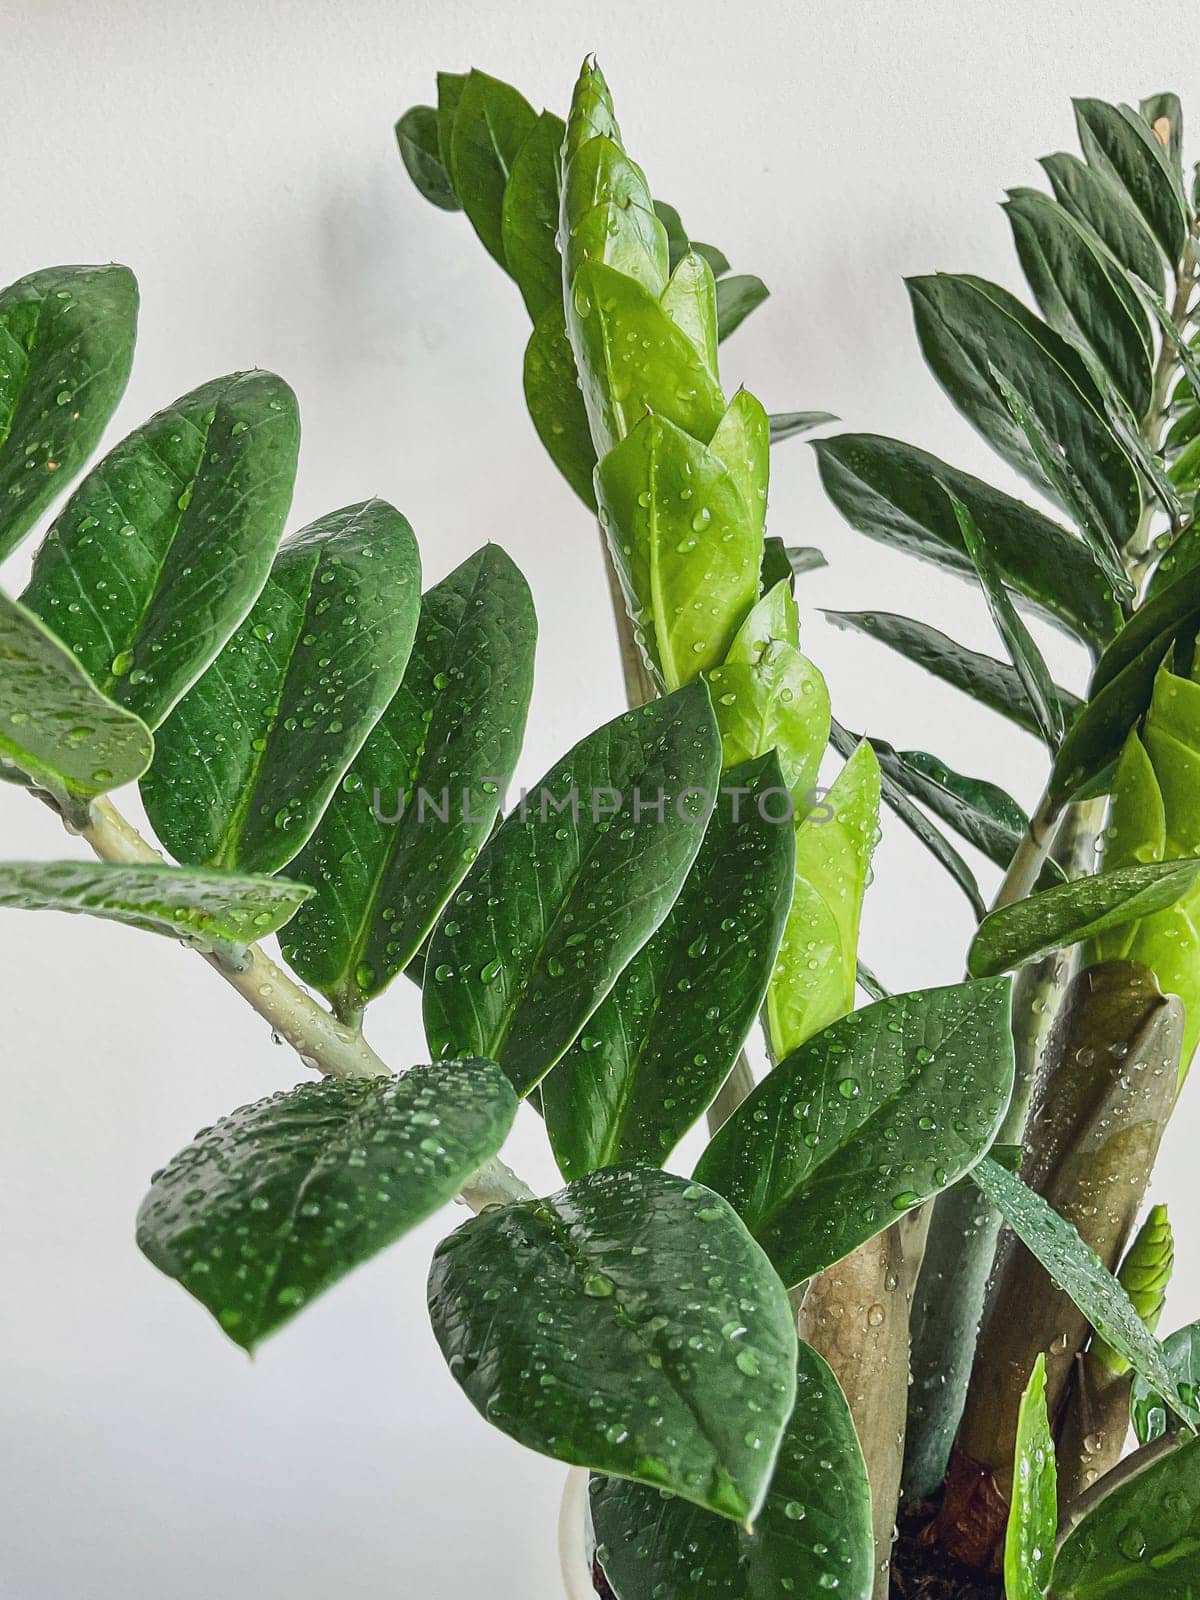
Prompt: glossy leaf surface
<box><xmin>969</xmin><ymin>859</ymin><xmax>1200</xmax><ymax>977</ymax></box>
<box><xmin>523</xmin><ymin>303</ymin><xmax>598</xmax><ymax>509</ymax></box>
<box><xmin>866</xmin><ymin>738</ymin><xmax>1029</xmax><ymax>872</ymax></box>
<box><xmin>715</xmin><ymin>275</ymin><xmax>769</xmax><ymax>340</ymax></box>
<box><xmin>1040</xmin><ymin>151</ymin><xmax>1164</xmax><ymax>292</ymax></box>
<box><xmin>428</xmin><ymin>1166</ymin><xmax>797</xmax><ymax>1525</ymax></box>
<box><xmin>280</xmin><ymin>544</ymin><xmax>535</xmax><ymax>1014</ymax></box>
<box><xmin>501</xmin><ymin>110</ymin><xmax>567</xmax><ymax>319</ymax></box>
<box><xmin>0</xmin><ymin>264</ymin><xmax>138</xmax><ymax>560</ymax></box>
<box><xmin>450</xmin><ymin>69</ymin><xmax>537</xmax><ymax>269</ymax></box>
<box><xmin>0</xmin><ymin>589</ymin><xmax>151</xmax><ymax>803</ymax></box>
<box><xmin>395</xmin><ymin>105</ymin><xmax>459</xmax><ymax>211</ymax></box>
<box><xmin>592</xmin><ymin>1341</ymin><xmax>872</xmax><ymax>1600</ymax></box>
<box><xmin>1074</xmin><ymin>97</ymin><xmax>1188</xmax><ymax>265</ymax></box>
<box><xmin>1132</xmin><ymin>1320</ymin><xmax>1200</xmax><ymax>1443</ymax></box>
<box><xmin>696</xmin><ymin>981</ymin><xmax>1015</xmax><ymax>1289</ymax></box>
<box><xmin>423</xmin><ymin>683</ymin><xmax>722</xmax><ymax>1096</ymax></box>
<box><xmin>24</xmin><ymin>370</ymin><xmax>300</xmax><ymax>728</ymax></box>
<box><xmin>143</xmin><ymin>500</ymin><xmax>420</xmax><ymax>877</ymax></box>
<box><xmin>1004</xmin><ymin>1356</ymin><xmax>1057</xmax><ymax>1600</ymax></box>
<box><xmin>0</xmin><ymin>859</ymin><xmax>311</xmax><ymax>947</ymax></box>
<box><xmin>139</xmin><ymin>1060</ymin><xmax>516</xmax><ymax>1350</ymax></box>
<box><xmin>542</xmin><ymin>754</ymin><xmax>794</xmax><ymax>1179</ymax></box>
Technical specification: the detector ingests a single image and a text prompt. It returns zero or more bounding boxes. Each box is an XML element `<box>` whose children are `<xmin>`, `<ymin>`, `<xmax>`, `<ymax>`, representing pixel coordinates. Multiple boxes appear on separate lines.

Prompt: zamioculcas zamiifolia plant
<box><xmin>5</xmin><ymin>59</ymin><xmax>1200</xmax><ymax>1600</ymax></box>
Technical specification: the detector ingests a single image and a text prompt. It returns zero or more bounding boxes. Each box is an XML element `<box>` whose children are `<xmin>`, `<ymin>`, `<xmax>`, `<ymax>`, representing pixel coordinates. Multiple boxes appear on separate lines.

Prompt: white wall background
<box><xmin>3</xmin><ymin>2</ymin><xmax>1199</xmax><ymax>1595</ymax></box>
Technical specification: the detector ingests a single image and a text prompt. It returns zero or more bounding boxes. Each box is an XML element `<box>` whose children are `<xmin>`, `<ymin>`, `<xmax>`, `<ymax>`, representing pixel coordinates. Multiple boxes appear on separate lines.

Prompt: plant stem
<box><xmin>1055</xmin><ymin>1430</ymin><xmax>1183</xmax><ymax>1552</ymax></box>
<box><xmin>597</xmin><ymin>524</ymin><xmax>656</xmax><ymax>709</ymax></box>
<box><xmin>68</xmin><ymin>796</ymin><xmax>535</xmax><ymax>1214</ymax></box>
<box><xmin>990</xmin><ymin>786</ymin><xmax>1064</xmax><ymax>911</ymax></box>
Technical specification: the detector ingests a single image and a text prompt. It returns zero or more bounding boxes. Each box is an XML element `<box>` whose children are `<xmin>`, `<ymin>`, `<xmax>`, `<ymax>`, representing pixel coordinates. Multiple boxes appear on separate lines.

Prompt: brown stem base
<box><xmin>892</xmin><ymin>1502</ymin><xmax>1003</xmax><ymax>1600</ymax></box>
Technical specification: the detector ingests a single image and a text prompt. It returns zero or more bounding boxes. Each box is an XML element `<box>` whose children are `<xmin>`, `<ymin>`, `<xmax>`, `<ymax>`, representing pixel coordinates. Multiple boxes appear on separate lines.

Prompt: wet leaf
<box><xmin>139</xmin><ymin>1060</ymin><xmax>516</xmax><ymax>1351</ymax></box>
<box><xmin>1132</xmin><ymin>1320</ymin><xmax>1200</xmax><ymax>1443</ymax></box>
<box><xmin>427</xmin><ymin>1166</ymin><xmax>797</xmax><ymax>1525</ymax></box>
<box><xmin>522</xmin><ymin>302</ymin><xmax>598</xmax><ymax>509</ymax></box>
<box><xmin>142</xmin><ymin>500</ymin><xmax>420</xmax><ymax>877</ymax></box>
<box><xmin>0</xmin><ymin>588</ymin><xmax>151</xmax><ymax>804</ymax></box>
<box><xmin>696</xmin><ymin>980</ymin><xmax>1015</xmax><ymax>1289</ymax></box>
<box><xmin>395</xmin><ymin>105</ymin><xmax>459</xmax><ymax>212</ymax></box>
<box><xmin>1004</xmin><ymin>1356</ymin><xmax>1057</xmax><ymax>1600</ymax></box>
<box><xmin>1053</xmin><ymin>1434</ymin><xmax>1200</xmax><ymax>1598</ymax></box>
<box><xmin>971</xmin><ymin>1158</ymin><xmax>1182</xmax><ymax>1407</ymax></box>
<box><xmin>1040</xmin><ymin>151</ymin><xmax>1164</xmax><ymax>293</ymax></box>
<box><xmin>280</xmin><ymin>544</ymin><xmax>535</xmax><ymax>1015</ymax></box>
<box><xmin>969</xmin><ymin>860</ymin><xmax>1200</xmax><ymax>977</ymax></box>
<box><xmin>0</xmin><ymin>859</ymin><xmax>311</xmax><ymax>948</ymax></box>
<box><xmin>542</xmin><ymin>754</ymin><xmax>795</xmax><ymax>1178</ymax></box>
<box><xmin>449</xmin><ymin>69</ymin><xmax>538</xmax><ymax>269</ymax></box>
<box><xmin>423</xmin><ymin>683</ymin><xmax>722</xmax><ymax>1096</ymax></box>
<box><xmin>864</xmin><ymin>737</ymin><xmax>1030</xmax><ymax>872</ymax></box>
<box><xmin>501</xmin><ymin>110</ymin><xmax>567</xmax><ymax>319</ymax></box>
<box><xmin>1073</xmin><ymin>97</ymin><xmax>1188</xmax><ymax>266</ymax></box>
<box><xmin>592</xmin><ymin>1340</ymin><xmax>872</xmax><ymax>1600</ymax></box>
<box><xmin>23</xmin><ymin>370</ymin><xmax>300</xmax><ymax>728</ymax></box>
<box><xmin>813</xmin><ymin>434</ymin><xmax>1121</xmax><ymax>647</ymax></box>
<box><xmin>0</xmin><ymin>264</ymin><xmax>138</xmax><ymax>560</ymax></box>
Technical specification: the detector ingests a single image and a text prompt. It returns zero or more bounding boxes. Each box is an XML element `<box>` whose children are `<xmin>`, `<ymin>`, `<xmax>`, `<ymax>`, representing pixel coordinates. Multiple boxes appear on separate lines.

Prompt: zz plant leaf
<box><xmin>139</xmin><ymin>1060</ymin><xmax>517</xmax><ymax>1351</ymax></box>
<box><xmin>427</xmin><ymin>1166</ymin><xmax>797</xmax><ymax>1526</ymax></box>
<box><xmin>591</xmin><ymin>1340</ymin><xmax>874</xmax><ymax>1600</ymax></box>
<box><xmin>695</xmin><ymin>980</ymin><xmax>1015</xmax><ymax>1289</ymax></box>
<box><xmin>142</xmin><ymin>500</ymin><xmax>421</xmax><ymax>877</ymax></box>
<box><xmin>1004</xmin><ymin>1356</ymin><xmax>1058</xmax><ymax>1600</ymax></box>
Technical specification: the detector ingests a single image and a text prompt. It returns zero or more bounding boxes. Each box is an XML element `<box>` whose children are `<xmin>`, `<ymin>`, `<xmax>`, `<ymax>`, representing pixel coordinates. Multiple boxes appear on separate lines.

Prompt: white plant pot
<box><xmin>559</xmin><ymin>1468</ymin><xmax>599</xmax><ymax>1599</ymax></box>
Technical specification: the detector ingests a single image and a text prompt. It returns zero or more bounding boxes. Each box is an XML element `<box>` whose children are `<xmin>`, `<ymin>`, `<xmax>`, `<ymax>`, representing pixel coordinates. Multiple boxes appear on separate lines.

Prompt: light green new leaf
<box><xmin>908</xmin><ymin>275</ymin><xmax>1140</xmax><ymax>546</ymax></box>
<box><xmin>825</xmin><ymin>610</ymin><xmax>1082</xmax><ymax>737</ymax></box>
<box><xmin>970</xmin><ymin>859</ymin><xmax>1200</xmax><ymax>977</ymax></box>
<box><xmin>142</xmin><ymin>500</ymin><xmax>420</xmax><ymax>877</ymax></box>
<box><xmin>1004</xmin><ymin>1356</ymin><xmax>1057</xmax><ymax>1600</ymax></box>
<box><xmin>715</xmin><ymin>274</ymin><xmax>769</xmax><ymax>340</ymax></box>
<box><xmin>23</xmin><ymin>370</ymin><xmax>300</xmax><ymax>729</ymax></box>
<box><xmin>592</xmin><ymin>1341</ymin><xmax>873</xmax><ymax>1600</ymax></box>
<box><xmin>660</xmin><ymin>250</ymin><xmax>719</xmax><ymax>377</ymax></box>
<box><xmin>395</xmin><ymin>105</ymin><xmax>459</xmax><ymax>212</ymax></box>
<box><xmin>280</xmin><ymin>544</ymin><xmax>535</xmax><ymax>1017</ymax></box>
<box><xmin>947</xmin><ymin>487</ymin><xmax>1065</xmax><ymax>749</ymax></box>
<box><xmin>1040</xmin><ymin>151</ymin><xmax>1164</xmax><ymax>292</ymax></box>
<box><xmin>813</xmin><ymin>434</ymin><xmax>1121</xmax><ymax>647</ymax></box>
<box><xmin>0</xmin><ymin>859</ymin><xmax>311</xmax><ymax>948</ymax></box>
<box><xmin>971</xmin><ymin>1158</ymin><xmax>1182</xmax><ymax>1406</ymax></box>
<box><xmin>1132</xmin><ymin>1320</ymin><xmax>1200</xmax><ymax>1443</ymax></box>
<box><xmin>766</xmin><ymin>739</ymin><xmax>881</xmax><ymax>1059</ymax></box>
<box><xmin>596</xmin><ymin>409</ymin><xmax>761</xmax><ymax>690</ymax></box>
<box><xmin>423</xmin><ymin>683</ymin><xmax>722</xmax><ymax>1097</ymax></box>
<box><xmin>138</xmin><ymin>1060</ymin><xmax>517</xmax><ymax>1351</ymax></box>
<box><xmin>449</xmin><ymin>69</ymin><xmax>537</xmax><ymax>270</ymax></box>
<box><xmin>0</xmin><ymin>264</ymin><xmax>138</xmax><ymax>560</ymax></box>
<box><xmin>706</xmin><ymin>581</ymin><xmax>830</xmax><ymax>797</ymax></box>
<box><xmin>0</xmin><ymin>589</ymin><xmax>151</xmax><ymax>804</ymax></box>
<box><xmin>698</xmin><ymin>980</ymin><xmax>1015</xmax><ymax>1289</ymax></box>
<box><xmin>1074</xmin><ymin>97</ymin><xmax>1188</xmax><ymax>266</ymax></box>
<box><xmin>428</xmin><ymin>1166</ymin><xmax>797</xmax><ymax>1526</ymax></box>
<box><xmin>501</xmin><ymin>110</ymin><xmax>567</xmax><ymax>319</ymax></box>
<box><xmin>1005</xmin><ymin>187</ymin><xmax>1153</xmax><ymax>418</ymax></box>
<box><xmin>1053</xmin><ymin>1435</ymin><xmax>1200</xmax><ymax>1597</ymax></box>
<box><xmin>523</xmin><ymin>303</ymin><xmax>598</xmax><ymax>509</ymax></box>
<box><xmin>542</xmin><ymin>754</ymin><xmax>795</xmax><ymax>1179</ymax></box>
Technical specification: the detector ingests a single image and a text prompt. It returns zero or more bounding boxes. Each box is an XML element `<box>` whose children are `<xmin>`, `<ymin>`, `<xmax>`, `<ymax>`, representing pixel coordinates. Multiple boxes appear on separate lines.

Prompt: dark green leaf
<box><xmin>785</xmin><ymin>544</ymin><xmax>827</xmax><ymax>577</ymax></box>
<box><xmin>1005</xmin><ymin>187</ymin><xmax>1153</xmax><ymax>417</ymax></box>
<box><xmin>428</xmin><ymin>1166</ymin><xmax>797</xmax><ymax>1525</ymax></box>
<box><xmin>0</xmin><ymin>264</ymin><xmax>138</xmax><ymax>561</ymax></box>
<box><xmin>23</xmin><ymin>370</ymin><xmax>300</xmax><ymax>729</ymax></box>
<box><xmin>831</xmin><ymin>719</ymin><xmax>985</xmax><ymax>919</ymax></box>
<box><xmin>280</xmin><ymin>545</ymin><xmax>535</xmax><ymax>1016</ymax></box>
<box><xmin>715</xmin><ymin>275</ymin><xmax>769</xmax><ymax>340</ymax></box>
<box><xmin>501</xmin><ymin>110</ymin><xmax>567</xmax><ymax>319</ymax></box>
<box><xmin>694</xmin><ymin>980</ymin><xmax>1015</xmax><ymax>1289</ymax></box>
<box><xmin>969</xmin><ymin>859</ymin><xmax>1200</xmax><ymax>977</ymax></box>
<box><xmin>1074</xmin><ymin>97</ymin><xmax>1188</xmax><ymax>266</ymax></box>
<box><xmin>423</xmin><ymin>683</ymin><xmax>722</xmax><ymax>1097</ymax></box>
<box><xmin>448</xmin><ymin>69</ymin><xmax>537</xmax><ymax>270</ymax></box>
<box><xmin>908</xmin><ymin>275</ymin><xmax>1139</xmax><ymax>547</ymax></box>
<box><xmin>653</xmin><ymin>199</ymin><xmax>690</xmax><ymax>273</ymax></box>
<box><xmin>692</xmin><ymin>240</ymin><xmax>732</xmax><ymax>278</ymax></box>
<box><xmin>395</xmin><ymin>104</ymin><xmax>460</xmax><ymax>212</ymax></box>
<box><xmin>866</xmin><ymin>738</ymin><xmax>1029</xmax><ymax>872</ymax></box>
<box><xmin>1004</xmin><ymin>1355</ymin><xmax>1057</xmax><ymax>1600</ymax></box>
<box><xmin>542</xmin><ymin>754</ymin><xmax>795</xmax><ymax>1179</ymax></box>
<box><xmin>1053</xmin><ymin>1435</ymin><xmax>1200</xmax><ymax>1597</ymax></box>
<box><xmin>759</xmin><ymin>536</ymin><xmax>794</xmax><ymax>595</ymax></box>
<box><xmin>1041</xmin><ymin>151</ymin><xmax>1164</xmax><ymax>292</ymax></box>
<box><xmin>0</xmin><ymin>588</ymin><xmax>151</xmax><ymax>804</ymax></box>
<box><xmin>142</xmin><ymin>500</ymin><xmax>420</xmax><ymax>876</ymax></box>
<box><xmin>946</xmin><ymin>485</ymin><xmax>1065</xmax><ymax>748</ymax></box>
<box><xmin>856</xmin><ymin>961</ymin><xmax>889</xmax><ymax>1002</ymax></box>
<box><xmin>971</xmin><ymin>1158</ymin><xmax>1182</xmax><ymax>1405</ymax></box>
<box><xmin>813</xmin><ymin>433</ymin><xmax>1121</xmax><ymax>647</ymax></box>
<box><xmin>768</xmin><ymin>411</ymin><xmax>837</xmax><ymax>444</ymax></box>
<box><xmin>1140</xmin><ymin>93</ymin><xmax>1183</xmax><ymax>169</ymax></box>
<box><xmin>139</xmin><ymin>1060</ymin><xmax>517</xmax><ymax>1351</ymax></box>
<box><xmin>0</xmin><ymin>859</ymin><xmax>311</xmax><ymax>948</ymax></box>
<box><xmin>592</xmin><ymin>1340</ymin><xmax>873</xmax><ymax>1600</ymax></box>
<box><xmin>1132</xmin><ymin>1320</ymin><xmax>1200</xmax><ymax>1443</ymax></box>
<box><xmin>825</xmin><ymin>609</ymin><xmax>1082</xmax><ymax>737</ymax></box>
<box><xmin>523</xmin><ymin>302</ymin><xmax>598</xmax><ymax>509</ymax></box>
